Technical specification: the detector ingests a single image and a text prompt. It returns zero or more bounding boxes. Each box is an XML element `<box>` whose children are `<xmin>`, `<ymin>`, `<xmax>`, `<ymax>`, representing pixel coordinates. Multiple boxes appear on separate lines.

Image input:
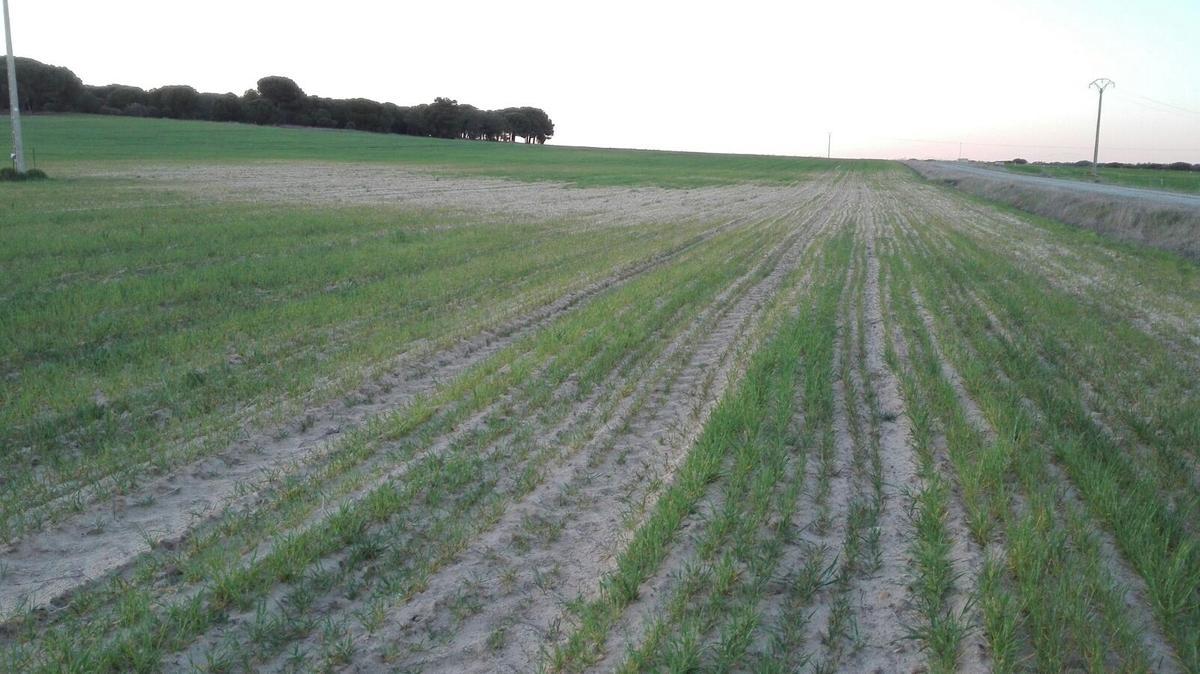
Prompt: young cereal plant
<box><xmin>353</xmin><ymin>597</ymin><xmax>388</xmax><ymax>635</ymax></box>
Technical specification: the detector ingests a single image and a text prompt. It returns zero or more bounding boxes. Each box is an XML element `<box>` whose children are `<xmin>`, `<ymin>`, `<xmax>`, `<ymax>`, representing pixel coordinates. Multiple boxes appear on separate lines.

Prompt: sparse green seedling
<box><xmin>2</xmin><ymin>116</ymin><xmax>1195</xmax><ymax>674</ymax></box>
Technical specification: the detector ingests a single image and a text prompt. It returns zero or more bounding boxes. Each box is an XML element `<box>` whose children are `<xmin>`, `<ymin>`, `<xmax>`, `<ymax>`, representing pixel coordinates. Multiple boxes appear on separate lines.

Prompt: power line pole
<box><xmin>3</xmin><ymin>0</ymin><xmax>24</xmax><ymax>173</ymax></box>
<box><xmin>826</xmin><ymin>131</ymin><xmax>831</xmax><ymax>159</ymax></box>
<box><xmin>1089</xmin><ymin>78</ymin><xmax>1114</xmax><ymax>176</ymax></box>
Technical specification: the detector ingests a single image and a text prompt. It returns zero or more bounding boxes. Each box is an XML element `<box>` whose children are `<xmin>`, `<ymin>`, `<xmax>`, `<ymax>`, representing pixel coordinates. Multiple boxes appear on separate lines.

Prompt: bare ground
<box><xmin>77</xmin><ymin>162</ymin><xmax>823</xmax><ymax>230</ymax></box>
<box><xmin>237</xmin><ymin>173</ymin><xmax>845</xmax><ymax>674</ymax></box>
<box><xmin>836</xmin><ymin>204</ymin><xmax>922</xmax><ymax>673</ymax></box>
<box><xmin>0</xmin><ymin>169</ymin><xmax>839</xmax><ymax>620</ymax></box>
<box><xmin>8</xmin><ymin>164</ymin><xmax>1197</xmax><ymax>674</ymax></box>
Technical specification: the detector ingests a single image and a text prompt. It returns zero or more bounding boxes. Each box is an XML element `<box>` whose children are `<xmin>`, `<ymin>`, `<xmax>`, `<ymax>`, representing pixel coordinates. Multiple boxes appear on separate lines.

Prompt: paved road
<box><xmin>919</xmin><ymin>161</ymin><xmax>1200</xmax><ymax>210</ymax></box>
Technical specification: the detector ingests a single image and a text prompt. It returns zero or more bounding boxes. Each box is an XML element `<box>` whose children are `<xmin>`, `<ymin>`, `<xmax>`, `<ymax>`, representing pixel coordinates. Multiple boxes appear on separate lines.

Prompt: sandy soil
<box><xmin>331</xmin><ymin>189</ymin><xmax>837</xmax><ymax>673</ymax></box>
<box><xmin>0</xmin><ymin>168</ymin><xmax>839</xmax><ymax>620</ymax></box>
<box><xmin>7</xmin><ymin>163</ymin><xmax>1193</xmax><ymax>673</ymax></box>
<box><xmin>80</xmin><ymin>162</ymin><xmax>821</xmax><ymax>230</ymax></box>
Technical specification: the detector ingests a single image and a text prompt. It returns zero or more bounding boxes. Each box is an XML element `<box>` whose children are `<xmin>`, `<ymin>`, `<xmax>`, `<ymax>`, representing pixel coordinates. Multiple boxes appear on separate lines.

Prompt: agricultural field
<box><xmin>7</xmin><ymin>114</ymin><xmax>849</xmax><ymax>187</ymax></box>
<box><xmin>1002</xmin><ymin>161</ymin><xmax>1200</xmax><ymax>194</ymax></box>
<box><xmin>1</xmin><ymin>115</ymin><xmax>1198</xmax><ymax>673</ymax></box>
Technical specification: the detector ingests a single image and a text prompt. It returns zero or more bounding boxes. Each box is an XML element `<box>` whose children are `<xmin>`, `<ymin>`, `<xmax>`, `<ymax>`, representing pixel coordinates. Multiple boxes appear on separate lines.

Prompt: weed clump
<box><xmin>0</xmin><ymin>167</ymin><xmax>49</xmax><ymax>181</ymax></box>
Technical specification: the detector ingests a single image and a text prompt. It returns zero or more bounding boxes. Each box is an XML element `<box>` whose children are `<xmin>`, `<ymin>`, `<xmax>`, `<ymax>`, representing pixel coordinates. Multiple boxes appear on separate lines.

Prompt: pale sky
<box><xmin>8</xmin><ymin>0</ymin><xmax>1200</xmax><ymax>162</ymax></box>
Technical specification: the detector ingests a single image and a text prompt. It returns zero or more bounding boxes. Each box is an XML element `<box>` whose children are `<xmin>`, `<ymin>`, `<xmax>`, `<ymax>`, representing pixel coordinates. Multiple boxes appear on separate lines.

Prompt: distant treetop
<box><xmin>1</xmin><ymin>57</ymin><xmax>555</xmax><ymax>144</ymax></box>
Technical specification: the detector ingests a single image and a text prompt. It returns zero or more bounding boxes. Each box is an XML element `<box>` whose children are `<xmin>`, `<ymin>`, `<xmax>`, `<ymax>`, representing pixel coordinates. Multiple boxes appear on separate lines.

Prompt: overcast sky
<box><xmin>9</xmin><ymin>0</ymin><xmax>1200</xmax><ymax>161</ymax></box>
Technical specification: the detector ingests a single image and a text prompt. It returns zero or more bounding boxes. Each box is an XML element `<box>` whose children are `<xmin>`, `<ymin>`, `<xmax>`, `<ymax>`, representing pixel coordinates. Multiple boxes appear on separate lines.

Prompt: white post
<box><xmin>3</xmin><ymin>0</ymin><xmax>26</xmax><ymax>173</ymax></box>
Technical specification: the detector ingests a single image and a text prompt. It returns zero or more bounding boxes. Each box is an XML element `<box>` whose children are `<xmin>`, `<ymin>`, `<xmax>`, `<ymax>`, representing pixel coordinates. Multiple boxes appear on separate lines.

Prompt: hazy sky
<box><xmin>8</xmin><ymin>0</ymin><xmax>1200</xmax><ymax>161</ymax></box>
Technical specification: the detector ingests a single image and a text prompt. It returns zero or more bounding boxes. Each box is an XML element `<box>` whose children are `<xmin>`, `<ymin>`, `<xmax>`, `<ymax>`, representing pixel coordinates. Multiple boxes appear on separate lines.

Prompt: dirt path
<box><xmin>906</xmin><ymin>160</ymin><xmax>1200</xmax><ymax>260</ymax></box>
<box><xmin>912</xmin><ymin>161</ymin><xmax>1200</xmax><ymax>209</ymax></box>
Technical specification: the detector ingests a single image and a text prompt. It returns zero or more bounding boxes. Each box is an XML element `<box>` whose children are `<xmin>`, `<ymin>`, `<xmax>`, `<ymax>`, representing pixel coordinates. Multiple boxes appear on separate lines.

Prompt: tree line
<box><xmin>1</xmin><ymin>58</ymin><xmax>554</xmax><ymax>143</ymax></box>
<box><xmin>1010</xmin><ymin>158</ymin><xmax>1200</xmax><ymax>171</ymax></box>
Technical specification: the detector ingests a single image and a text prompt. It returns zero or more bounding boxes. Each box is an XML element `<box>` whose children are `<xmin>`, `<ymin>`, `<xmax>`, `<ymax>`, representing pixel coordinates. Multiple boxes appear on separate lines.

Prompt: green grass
<box><xmin>0</xmin><ymin>114</ymin><xmax>1197</xmax><ymax>673</ymax></box>
<box><xmin>616</xmin><ymin>227</ymin><xmax>845</xmax><ymax>674</ymax></box>
<box><xmin>548</xmin><ymin>229</ymin><xmax>852</xmax><ymax>672</ymax></box>
<box><xmin>0</xmin><ymin>115</ymin><xmax>889</xmax><ymax>542</ymax></box>
<box><xmin>1002</xmin><ymin>162</ymin><xmax>1200</xmax><ymax>194</ymax></box>
<box><xmin>0</xmin><ymin>173</ymin><xmax>734</xmax><ymax>540</ymax></box>
<box><xmin>882</xmin><ymin>178</ymin><xmax>1199</xmax><ymax>671</ymax></box>
<box><xmin>3</xmin><ymin>199</ymin><xmax>793</xmax><ymax>672</ymax></box>
<box><xmin>2</xmin><ymin>114</ymin><xmax>893</xmax><ymax>187</ymax></box>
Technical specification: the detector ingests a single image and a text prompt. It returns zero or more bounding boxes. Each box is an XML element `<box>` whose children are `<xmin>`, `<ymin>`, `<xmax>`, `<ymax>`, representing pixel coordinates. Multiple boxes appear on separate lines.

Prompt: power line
<box><xmin>865</xmin><ymin>135</ymin><xmax>1200</xmax><ymax>154</ymax></box>
<box><xmin>1117</xmin><ymin>95</ymin><xmax>1183</xmax><ymax>115</ymax></box>
<box><xmin>881</xmin><ymin>136</ymin><xmax>1089</xmax><ymax>150</ymax></box>
<box><xmin>960</xmin><ymin>140</ymin><xmax>1089</xmax><ymax>150</ymax></box>
<box><xmin>1128</xmin><ymin>92</ymin><xmax>1200</xmax><ymax>116</ymax></box>
<box><xmin>1112</xmin><ymin>91</ymin><xmax>1200</xmax><ymax>117</ymax></box>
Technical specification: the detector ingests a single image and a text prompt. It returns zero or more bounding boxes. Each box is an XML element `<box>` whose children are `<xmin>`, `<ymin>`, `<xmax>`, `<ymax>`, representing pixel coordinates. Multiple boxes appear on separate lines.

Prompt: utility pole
<box><xmin>3</xmin><ymin>0</ymin><xmax>24</xmax><ymax>173</ymax></box>
<box><xmin>1089</xmin><ymin>78</ymin><xmax>1114</xmax><ymax>176</ymax></box>
<box><xmin>826</xmin><ymin>131</ymin><xmax>831</xmax><ymax>159</ymax></box>
<box><xmin>958</xmin><ymin>141</ymin><xmax>963</xmax><ymax>160</ymax></box>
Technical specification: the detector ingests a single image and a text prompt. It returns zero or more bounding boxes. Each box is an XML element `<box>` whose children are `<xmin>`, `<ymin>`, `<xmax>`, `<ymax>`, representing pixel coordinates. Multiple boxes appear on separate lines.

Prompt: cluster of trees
<box><xmin>1011</xmin><ymin>158</ymin><xmax>1200</xmax><ymax>171</ymax></box>
<box><xmin>1095</xmin><ymin>160</ymin><xmax>1199</xmax><ymax>171</ymax></box>
<box><xmin>1</xmin><ymin>58</ymin><xmax>554</xmax><ymax>143</ymax></box>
